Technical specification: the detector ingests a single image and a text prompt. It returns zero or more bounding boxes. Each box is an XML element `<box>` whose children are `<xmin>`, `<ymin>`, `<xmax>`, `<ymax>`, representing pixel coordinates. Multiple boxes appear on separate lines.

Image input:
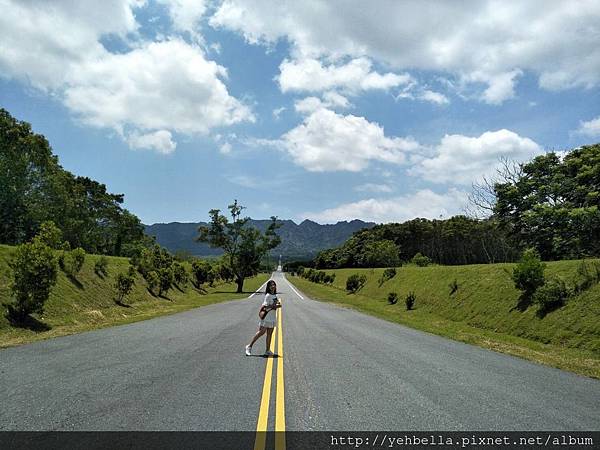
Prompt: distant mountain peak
<box><xmin>144</xmin><ymin>217</ymin><xmax>376</xmax><ymax>259</ymax></box>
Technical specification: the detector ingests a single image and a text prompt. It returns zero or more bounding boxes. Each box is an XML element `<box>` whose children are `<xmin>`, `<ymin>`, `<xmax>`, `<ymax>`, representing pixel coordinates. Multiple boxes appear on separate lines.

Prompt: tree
<box><xmin>494</xmin><ymin>145</ymin><xmax>600</xmax><ymax>259</ymax></box>
<box><xmin>172</xmin><ymin>262</ymin><xmax>188</xmax><ymax>287</ymax></box>
<box><xmin>191</xmin><ymin>260</ymin><xmax>211</xmax><ymax>288</ymax></box>
<box><xmin>6</xmin><ymin>237</ymin><xmax>58</xmax><ymax>322</ymax></box>
<box><xmin>114</xmin><ymin>272</ymin><xmax>135</xmax><ymax>306</ymax></box>
<box><xmin>197</xmin><ymin>200</ymin><xmax>281</xmax><ymax>293</ymax></box>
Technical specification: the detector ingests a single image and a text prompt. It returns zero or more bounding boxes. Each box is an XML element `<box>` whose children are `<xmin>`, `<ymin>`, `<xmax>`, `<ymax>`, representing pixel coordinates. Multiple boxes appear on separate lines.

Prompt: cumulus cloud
<box><xmin>280</xmin><ymin>108</ymin><xmax>419</xmax><ymax>172</ymax></box>
<box><xmin>0</xmin><ymin>0</ymin><xmax>253</xmax><ymax>152</ymax></box>
<box><xmin>127</xmin><ymin>130</ymin><xmax>176</xmax><ymax>154</ymax></box>
<box><xmin>63</xmin><ymin>40</ymin><xmax>253</xmax><ymax>135</ymax></box>
<box><xmin>576</xmin><ymin>116</ymin><xmax>600</xmax><ymax>138</ymax></box>
<box><xmin>294</xmin><ymin>92</ymin><xmax>351</xmax><ymax>114</ymax></box>
<box><xmin>278</xmin><ymin>57</ymin><xmax>412</xmax><ymax>94</ymax></box>
<box><xmin>211</xmin><ymin>0</ymin><xmax>600</xmax><ymax>103</ymax></box>
<box><xmin>413</xmin><ymin>129</ymin><xmax>543</xmax><ymax>185</ymax></box>
<box><xmin>302</xmin><ymin>188</ymin><xmax>468</xmax><ymax>223</ymax></box>
<box><xmin>157</xmin><ymin>0</ymin><xmax>207</xmax><ymax>35</ymax></box>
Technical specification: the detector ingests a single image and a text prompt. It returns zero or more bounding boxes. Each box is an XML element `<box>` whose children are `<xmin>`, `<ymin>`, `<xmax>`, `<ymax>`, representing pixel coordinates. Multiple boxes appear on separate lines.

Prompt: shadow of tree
<box><xmin>6</xmin><ymin>313</ymin><xmax>51</xmax><ymax>332</ymax></box>
<box><xmin>67</xmin><ymin>274</ymin><xmax>84</xmax><ymax>290</ymax></box>
<box><xmin>114</xmin><ymin>300</ymin><xmax>132</xmax><ymax>308</ymax></box>
<box><xmin>510</xmin><ymin>292</ymin><xmax>533</xmax><ymax>312</ymax></box>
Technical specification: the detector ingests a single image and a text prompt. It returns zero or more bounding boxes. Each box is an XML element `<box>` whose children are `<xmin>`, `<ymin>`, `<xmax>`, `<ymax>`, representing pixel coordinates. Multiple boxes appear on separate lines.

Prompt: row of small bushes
<box><xmin>297</xmin><ymin>267</ymin><xmax>336</xmax><ymax>285</ymax></box>
<box><xmin>512</xmin><ymin>249</ymin><xmax>600</xmax><ymax>316</ymax></box>
<box><xmin>387</xmin><ymin>291</ymin><xmax>416</xmax><ymax>310</ymax></box>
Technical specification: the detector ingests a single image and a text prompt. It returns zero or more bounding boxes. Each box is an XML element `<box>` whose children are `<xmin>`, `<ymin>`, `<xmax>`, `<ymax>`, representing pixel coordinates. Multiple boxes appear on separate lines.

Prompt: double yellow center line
<box><xmin>254</xmin><ymin>305</ymin><xmax>285</xmax><ymax>450</ymax></box>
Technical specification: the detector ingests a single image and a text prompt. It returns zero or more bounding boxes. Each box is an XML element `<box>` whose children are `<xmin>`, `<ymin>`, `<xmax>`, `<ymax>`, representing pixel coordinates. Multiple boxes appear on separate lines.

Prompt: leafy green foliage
<box><xmin>114</xmin><ymin>271</ymin><xmax>135</xmax><ymax>305</ymax></box>
<box><xmin>191</xmin><ymin>260</ymin><xmax>211</xmax><ymax>288</ymax></box>
<box><xmin>573</xmin><ymin>259</ymin><xmax>600</xmax><ymax>294</ymax></box>
<box><xmin>495</xmin><ymin>145</ymin><xmax>600</xmax><ymax>259</ymax></box>
<box><xmin>197</xmin><ymin>200</ymin><xmax>281</xmax><ymax>293</ymax></box>
<box><xmin>314</xmin><ymin>215</ymin><xmax>518</xmax><ymax>269</ymax></box>
<box><xmin>61</xmin><ymin>247</ymin><xmax>86</xmax><ymax>277</ymax></box>
<box><xmin>94</xmin><ymin>256</ymin><xmax>109</xmax><ymax>277</ymax></box>
<box><xmin>145</xmin><ymin>271</ymin><xmax>159</xmax><ymax>296</ymax></box>
<box><xmin>6</xmin><ymin>237</ymin><xmax>58</xmax><ymax>322</ymax></box>
<box><xmin>157</xmin><ymin>267</ymin><xmax>174</xmax><ymax>297</ymax></box>
<box><xmin>299</xmin><ymin>268</ymin><xmax>335</xmax><ymax>285</ymax></box>
<box><xmin>0</xmin><ymin>108</ymin><xmax>146</xmax><ymax>255</ymax></box>
<box><xmin>172</xmin><ymin>262</ymin><xmax>188</xmax><ymax>287</ymax></box>
<box><xmin>378</xmin><ymin>267</ymin><xmax>397</xmax><ymax>287</ymax></box>
<box><xmin>533</xmin><ymin>277</ymin><xmax>570</xmax><ymax>315</ymax></box>
<box><xmin>36</xmin><ymin>221</ymin><xmax>64</xmax><ymax>249</ymax></box>
<box><xmin>411</xmin><ymin>252</ymin><xmax>432</xmax><ymax>267</ymax></box>
<box><xmin>405</xmin><ymin>291</ymin><xmax>416</xmax><ymax>310</ymax></box>
<box><xmin>346</xmin><ymin>273</ymin><xmax>367</xmax><ymax>293</ymax></box>
<box><xmin>387</xmin><ymin>292</ymin><xmax>398</xmax><ymax>305</ymax></box>
<box><xmin>512</xmin><ymin>248</ymin><xmax>546</xmax><ymax>297</ymax></box>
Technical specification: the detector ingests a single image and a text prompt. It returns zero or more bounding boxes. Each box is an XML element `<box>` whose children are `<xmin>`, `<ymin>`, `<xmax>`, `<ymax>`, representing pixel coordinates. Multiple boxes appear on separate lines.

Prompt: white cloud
<box><xmin>302</xmin><ymin>188</ymin><xmax>468</xmax><ymax>223</ymax></box>
<box><xmin>157</xmin><ymin>0</ymin><xmax>207</xmax><ymax>35</ymax></box>
<box><xmin>419</xmin><ymin>90</ymin><xmax>450</xmax><ymax>105</ymax></box>
<box><xmin>354</xmin><ymin>183</ymin><xmax>394</xmax><ymax>193</ymax></box>
<box><xmin>211</xmin><ymin>1</ymin><xmax>600</xmax><ymax>103</ymax></box>
<box><xmin>219</xmin><ymin>142</ymin><xmax>233</xmax><ymax>154</ymax></box>
<box><xmin>294</xmin><ymin>92</ymin><xmax>351</xmax><ymax>114</ymax></box>
<box><xmin>64</xmin><ymin>40</ymin><xmax>253</xmax><ymax>135</ymax></box>
<box><xmin>414</xmin><ymin>129</ymin><xmax>543</xmax><ymax>185</ymax></box>
<box><xmin>0</xmin><ymin>1</ymin><xmax>253</xmax><ymax>153</ymax></box>
<box><xmin>127</xmin><ymin>130</ymin><xmax>176</xmax><ymax>154</ymax></box>
<box><xmin>576</xmin><ymin>116</ymin><xmax>600</xmax><ymax>138</ymax></box>
<box><xmin>280</xmin><ymin>108</ymin><xmax>419</xmax><ymax>172</ymax></box>
<box><xmin>278</xmin><ymin>57</ymin><xmax>412</xmax><ymax>94</ymax></box>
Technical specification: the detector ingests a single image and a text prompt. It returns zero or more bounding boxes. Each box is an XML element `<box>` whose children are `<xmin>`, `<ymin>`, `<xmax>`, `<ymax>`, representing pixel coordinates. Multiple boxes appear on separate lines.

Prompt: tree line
<box><xmin>0</xmin><ymin>109</ymin><xmax>148</xmax><ymax>256</ymax></box>
<box><xmin>313</xmin><ymin>143</ymin><xmax>600</xmax><ymax>268</ymax></box>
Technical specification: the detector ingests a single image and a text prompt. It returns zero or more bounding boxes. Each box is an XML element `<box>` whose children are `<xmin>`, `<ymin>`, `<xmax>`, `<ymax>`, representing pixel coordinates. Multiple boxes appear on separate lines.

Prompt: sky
<box><xmin>1</xmin><ymin>0</ymin><xmax>599</xmax><ymax>225</ymax></box>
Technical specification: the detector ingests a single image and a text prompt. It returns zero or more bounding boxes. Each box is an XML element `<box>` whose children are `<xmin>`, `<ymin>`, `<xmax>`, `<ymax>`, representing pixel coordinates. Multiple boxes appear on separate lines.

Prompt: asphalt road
<box><xmin>1</xmin><ymin>271</ymin><xmax>599</xmax><ymax>432</ymax></box>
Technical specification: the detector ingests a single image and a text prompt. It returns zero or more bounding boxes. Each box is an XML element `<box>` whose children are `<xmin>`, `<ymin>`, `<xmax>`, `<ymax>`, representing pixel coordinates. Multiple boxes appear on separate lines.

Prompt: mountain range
<box><xmin>144</xmin><ymin>219</ymin><xmax>375</xmax><ymax>261</ymax></box>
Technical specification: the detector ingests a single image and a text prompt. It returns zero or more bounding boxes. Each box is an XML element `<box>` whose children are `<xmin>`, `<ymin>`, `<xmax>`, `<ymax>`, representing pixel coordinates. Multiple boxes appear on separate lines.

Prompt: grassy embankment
<box><xmin>0</xmin><ymin>244</ymin><xmax>269</xmax><ymax>348</ymax></box>
<box><xmin>288</xmin><ymin>261</ymin><xmax>600</xmax><ymax>379</ymax></box>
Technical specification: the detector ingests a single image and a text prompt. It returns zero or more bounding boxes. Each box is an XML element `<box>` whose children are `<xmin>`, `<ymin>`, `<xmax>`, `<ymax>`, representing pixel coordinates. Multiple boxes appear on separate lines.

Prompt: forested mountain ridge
<box><xmin>144</xmin><ymin>219</ymin><xmax>375</xmax><ymax>260</ymax></box>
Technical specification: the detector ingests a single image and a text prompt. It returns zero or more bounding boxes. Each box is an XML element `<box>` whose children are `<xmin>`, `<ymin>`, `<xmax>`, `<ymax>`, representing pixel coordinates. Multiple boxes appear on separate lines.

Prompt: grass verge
<box><xmin>0</xmin><ymin>244</ymin><xmax>269</xmax><ymax>349</ymax></box>
<box><xmin>287</xmin><ymin>263</ymin><xmax>600</xmax><ymax>379</ymax></box>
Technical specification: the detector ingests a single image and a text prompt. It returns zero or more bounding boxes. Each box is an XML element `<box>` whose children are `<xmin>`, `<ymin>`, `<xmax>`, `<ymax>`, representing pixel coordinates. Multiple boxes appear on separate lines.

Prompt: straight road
<box><xmin>1</xmin><ymin>271</ymin><xmax>599</xmax><ymax>434</ymax></box>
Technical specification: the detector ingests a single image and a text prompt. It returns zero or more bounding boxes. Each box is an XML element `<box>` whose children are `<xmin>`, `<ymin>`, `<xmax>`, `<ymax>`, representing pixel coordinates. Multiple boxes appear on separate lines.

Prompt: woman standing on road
<box><xmin>245</xmin><ymin>279</ymin><xmax>281</xmax><ymax>357</ymax></box>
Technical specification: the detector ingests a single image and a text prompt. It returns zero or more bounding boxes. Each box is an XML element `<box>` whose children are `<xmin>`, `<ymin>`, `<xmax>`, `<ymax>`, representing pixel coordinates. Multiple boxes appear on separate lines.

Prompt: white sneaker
<box><xmin>263</xmin><ymin>350</ymin><xmax>274</xmax><ymax>357</ymax></box>
<box><xmin>245</xmin><ymin>345</ymin><xmax>252</xmax><ymax>356</ymax></box>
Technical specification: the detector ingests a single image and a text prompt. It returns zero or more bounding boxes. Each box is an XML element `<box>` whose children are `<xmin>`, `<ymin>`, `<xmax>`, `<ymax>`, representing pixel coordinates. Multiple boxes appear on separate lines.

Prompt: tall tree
<box><xmin>197</xmin><ymin>200</ymin><xmax>281</xmax><ymax>293</ymax></box>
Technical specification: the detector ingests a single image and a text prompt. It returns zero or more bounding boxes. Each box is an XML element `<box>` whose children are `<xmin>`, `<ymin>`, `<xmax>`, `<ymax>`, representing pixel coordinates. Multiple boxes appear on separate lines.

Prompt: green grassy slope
<box><xmin>289</xmin><ymin>261</ymin><xmax>600</xmax><ymax>378</ymax></box>
<box><xmin>0</xmin><ymin>245</ymin><xmax>269</xmax><ymax>348</ymax></box>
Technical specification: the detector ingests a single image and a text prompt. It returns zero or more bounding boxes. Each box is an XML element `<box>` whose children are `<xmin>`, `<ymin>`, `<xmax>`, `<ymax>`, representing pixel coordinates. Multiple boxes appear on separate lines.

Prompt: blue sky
<box><xmin>1</xmin><ymin>1</ymin><xmax>599</xmax><ymax>225</ymax></box>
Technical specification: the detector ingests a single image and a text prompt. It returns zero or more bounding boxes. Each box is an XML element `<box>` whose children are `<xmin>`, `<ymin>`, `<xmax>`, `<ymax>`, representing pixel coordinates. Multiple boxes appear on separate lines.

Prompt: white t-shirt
<box><xmin>262</xmin><ymin>293</ymin><xmax>279</xmax><ymax>310</ymax></box>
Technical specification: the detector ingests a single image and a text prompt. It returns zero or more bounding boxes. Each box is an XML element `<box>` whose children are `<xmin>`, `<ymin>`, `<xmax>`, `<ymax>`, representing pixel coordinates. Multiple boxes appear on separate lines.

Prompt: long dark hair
<box><xmin>266</xmin><ymin>280</ymin><xmax>277</xmax><ymax>294</ymax></box>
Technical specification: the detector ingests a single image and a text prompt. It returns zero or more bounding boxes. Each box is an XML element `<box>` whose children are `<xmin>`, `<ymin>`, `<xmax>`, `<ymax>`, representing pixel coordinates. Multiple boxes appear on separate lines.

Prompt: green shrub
<box><xmin>6</xmin><ymin>238</ymin><xmax>58</xmax><ymax>322</ymax></box>
<box><xmin>36</xmin><ymin>221</ymin><xmax>64</xmax><ymax>249</ymax></box>
<box><xmin>533</xmin><ymin>277</ymin><xmax>570</xmax><ymax>313</ymax></box>
<box><xmin>405</xmin><ymin>291</ymin><xmax>416</xmax><ymax>310</ymax></box>
<box><xmin>573</xmin><ymin>259</ymin><xmax>600</xmax><ymax>294</ymax></box>
<box><xmin>297</xmin><ymin>266</ymin><xmax>305</xmax><ymax>276</ymax></box>
<box><xmin>378</xmin><ymin>267</ymin><xmax>397</xmax><ymax>287</ymax></box>
<box><xmin>172</xmin><ymin>262</ymin><xmax>188</xmax><ymax>287</ymax></box>
<box><xmin>146</xmin><ymin>271</ymin><xmax>159</xmax><ymax>295</ymax></box>
<box><xmin>157</xmin><ymin>267</ymin><xmax>174</xmax><ymax>296</ymax></box>
<box><xmin>411</xmin><ymin>252</ymin><xmax>431</xmax><ymax>267</ymax></box>
<box><xmin>114</xmin><ymin>272</ymin><xmax>135</xmax><ymax>305</ymax></box>
<box><xmin>387</xmin><ymin>292</ymin><xmax>398</xmax><ymax>305</ymax></box>
<box><xmin>62</xmin><ymin>247</ymin><xmax>86</xmax><ymax>276</ymax></box>
<box><xmin>346</xmin><ymin>274</ymin><xmax>367</xmax><ymax>293</ymax></box>
<box><xmin>512</xmin><ymin>248</ymin><xmax>546</xmax><ymax>297</ymax></box>
<box><xmin>191</xmin><ymin>260</ymin><xmax>211</xmax><ymax>287</ymax></box>
<box><xmin>94</xmin><ymin>256</ymin><xmax>109</xmax><ymax>276</ymax></box>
